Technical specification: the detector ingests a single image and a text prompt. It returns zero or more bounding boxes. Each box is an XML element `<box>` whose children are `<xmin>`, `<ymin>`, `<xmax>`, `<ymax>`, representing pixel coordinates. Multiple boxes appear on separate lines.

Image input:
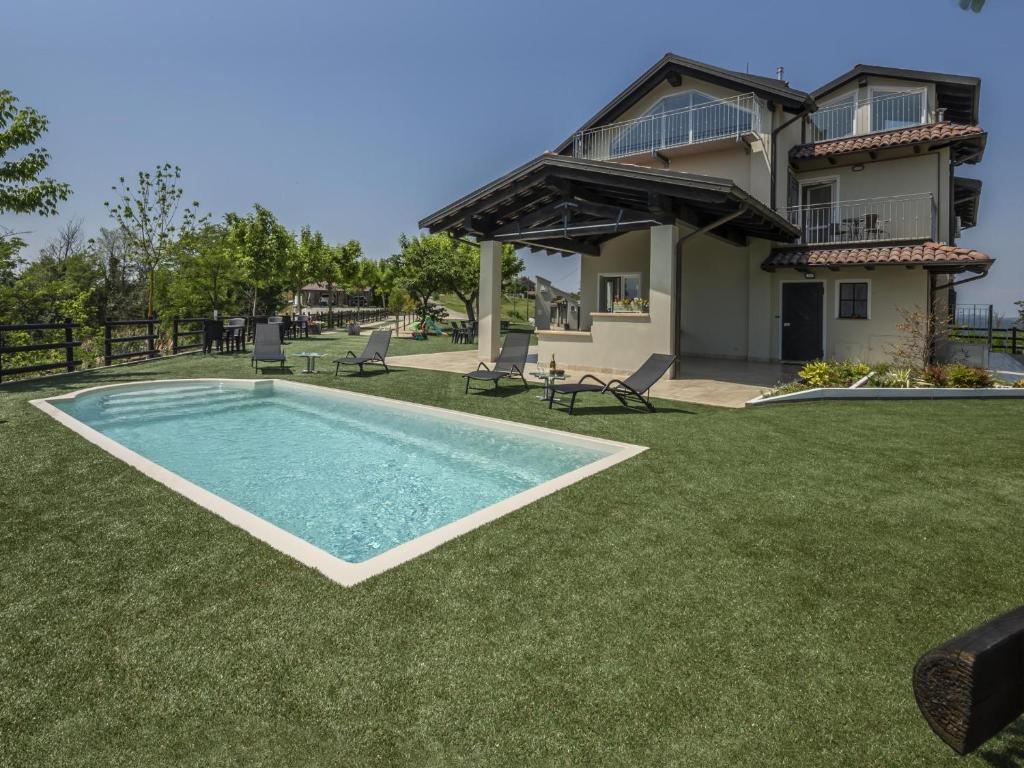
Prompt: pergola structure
<box><xmin>420</xmin><ymin>153</ymin><xmax>800</xmax><ymax>361</ymax></box>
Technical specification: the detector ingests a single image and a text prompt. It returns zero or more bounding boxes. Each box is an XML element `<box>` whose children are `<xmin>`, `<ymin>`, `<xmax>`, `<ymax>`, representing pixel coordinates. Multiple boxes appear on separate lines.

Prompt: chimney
<box><xmin>776</xmin><ymin>66</ymin><xmax>785</xmax><ymax>81</ymax></box>
<box><xmin>937</xmin><ymin>107</ymin><xmax>948</xmax><ymax>123</ymax></box>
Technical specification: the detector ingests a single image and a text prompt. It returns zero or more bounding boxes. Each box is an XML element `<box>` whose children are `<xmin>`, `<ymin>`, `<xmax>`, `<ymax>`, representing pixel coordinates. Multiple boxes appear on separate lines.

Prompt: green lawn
<box><xmin>1</xmin><ymin>348</ymin><xmax>1023</xmax><ymax>767</ymax></box>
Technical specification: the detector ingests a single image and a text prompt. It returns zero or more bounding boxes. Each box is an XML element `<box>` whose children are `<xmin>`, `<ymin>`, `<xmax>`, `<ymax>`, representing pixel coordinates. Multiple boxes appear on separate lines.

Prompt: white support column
<box><xmin>649</xmin><ymin>224</ymin><xmax>679</xmax><ymax>363</ymax></box>
<box><xmin>478</xmin><ymin>240</ymin><xmax>502</xmax><ymax>362</ymax></box>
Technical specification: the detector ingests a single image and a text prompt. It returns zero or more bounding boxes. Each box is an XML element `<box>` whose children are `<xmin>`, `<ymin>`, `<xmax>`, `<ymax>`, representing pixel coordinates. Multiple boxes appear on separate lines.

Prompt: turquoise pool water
<box><xmin>54</xmin><ymin>381</ymin><xmax>614</xmax><ymax>563</ymax></box>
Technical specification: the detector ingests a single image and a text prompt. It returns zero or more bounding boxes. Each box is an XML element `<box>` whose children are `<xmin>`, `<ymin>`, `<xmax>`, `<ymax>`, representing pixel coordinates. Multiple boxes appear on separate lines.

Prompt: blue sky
<box><xmin>3</xmin><ymin>0</ymin><xmax>1021</xmax><ymax>315</ymax></box>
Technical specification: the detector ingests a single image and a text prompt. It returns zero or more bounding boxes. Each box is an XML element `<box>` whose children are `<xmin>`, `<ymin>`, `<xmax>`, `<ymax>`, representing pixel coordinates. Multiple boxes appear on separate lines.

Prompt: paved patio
<box><xmin>391</xmin><ymin>346</ymin><xmax>798</xmax><ymax>408</ymax></box>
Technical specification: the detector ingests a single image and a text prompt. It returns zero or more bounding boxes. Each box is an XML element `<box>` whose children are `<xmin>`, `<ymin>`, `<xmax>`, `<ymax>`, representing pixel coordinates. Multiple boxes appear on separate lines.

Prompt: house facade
<box><xmin>420</xmin><ymin>55</ymin><xmax>992</xmax><ymax>374</ymax></box>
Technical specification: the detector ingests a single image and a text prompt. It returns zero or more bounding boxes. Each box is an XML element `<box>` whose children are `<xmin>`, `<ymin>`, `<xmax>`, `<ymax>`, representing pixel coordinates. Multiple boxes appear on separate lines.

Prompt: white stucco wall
<box><xmin>769</xmin><ymin>267</ymin><xmax>930</xmax><ymax>364</ymax></box>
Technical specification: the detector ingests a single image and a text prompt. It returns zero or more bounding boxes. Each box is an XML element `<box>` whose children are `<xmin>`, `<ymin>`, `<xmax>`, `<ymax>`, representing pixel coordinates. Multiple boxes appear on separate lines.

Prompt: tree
<box><xmin>0</xmin><ymin>89</ymin><xmax>71</xmax><ymax>217</ymax></box>
<box><xmin>105</xmin><ymin>163</ymin><xmax>207</xmax><ymax>317</ymax></box>
<box><xmin>287</xmin><ymin>226</ymin><xmax>328</xmax><ymax>313</ymax></box>
<box><xmin>393</xmin><ymin>233</ymin><xmax>453</xmax><ymax>315</ymax></box>
<box><xmin>443</xmin><ymin>236</ymin><xmax>523</xmax><ymax>322</ymax></box>
<box><xmin>168</xmin><ymin>224</ymin><xmax>242</xmax><ymax>316</ymax></box>
<box><xmin>90</xmin><ymin>227</ymin><xmax>142</xmax><ymax>319</ymax></box>
<box><xmin>226</xmin><ymin>204</ymin><xmax>293</xmax><ymax>316</ymax></box>
<box><xmin>312</xmin><ymin>240</ymin><xmax>361</xmax><ymax>317</ymax></box>
<box><xmin>959</xmin><ymin>0</ymin><xmax>985</xmax><ymax>11</ymax></box>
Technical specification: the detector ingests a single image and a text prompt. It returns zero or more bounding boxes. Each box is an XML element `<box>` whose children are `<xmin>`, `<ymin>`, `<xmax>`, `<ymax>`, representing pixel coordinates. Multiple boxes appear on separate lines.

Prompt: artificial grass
<box><xmin>1</xmin><ymin>348</ymin><xmax>1023</xmax><ymax>767</ymax></box>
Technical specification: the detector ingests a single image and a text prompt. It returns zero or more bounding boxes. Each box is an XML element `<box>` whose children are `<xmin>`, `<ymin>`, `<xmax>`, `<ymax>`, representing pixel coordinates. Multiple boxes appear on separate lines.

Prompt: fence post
<box><xmin>104</xmin><ymin>321</ymin><xmax>112</xmax><ymax>366</ymax></box>
<box><xmin>63</xmin><ymin>317</ymin><xmax>75</xmax><ymax>373</ymax></box>
<box><xmin>172</xmin><ymin>315</ymin><xmax>180</xmax><ymax>355</ymax></box>
<box><xmin>987</xmin><ymin>305</ymin><xmax>994</xmax><ymax>351</ymax></box>
<box><xmin>1013</xmin><ymin>327</ymin><xmax>1019</xmax><ymax>356</ymax></box>
<box><xmin>148</xmin><ymin>318</ymin><xmax>157</xmax><ymax>359</ymax></box>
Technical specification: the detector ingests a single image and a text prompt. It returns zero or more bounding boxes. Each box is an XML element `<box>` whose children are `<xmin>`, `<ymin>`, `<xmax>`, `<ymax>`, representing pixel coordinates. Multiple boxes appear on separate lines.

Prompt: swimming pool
<box><xmin>34</xmin><ymin>379</ymin><xmax>644</xmax><ymax>585</ymax></box>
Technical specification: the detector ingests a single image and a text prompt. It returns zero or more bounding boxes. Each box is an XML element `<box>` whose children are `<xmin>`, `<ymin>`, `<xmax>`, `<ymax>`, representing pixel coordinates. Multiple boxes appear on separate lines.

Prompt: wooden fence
<box><xmin>103</xmin><ymin>318</ymin><xmax>159</xmax><ymax>366</ymax></box>
<box><xmin>0</xmin><ymin>318</ymin><xmax>81</xmax><ymax>383</ymax></box>
<box><xmin>951</xmin><ymin>327</ymin><xmax>1022</xmax><ymax>355</ymax></box>
<box><xmin>172</xmin><ymin>316</ymin><xmax>206</xmax><ymax>354</ymax></box>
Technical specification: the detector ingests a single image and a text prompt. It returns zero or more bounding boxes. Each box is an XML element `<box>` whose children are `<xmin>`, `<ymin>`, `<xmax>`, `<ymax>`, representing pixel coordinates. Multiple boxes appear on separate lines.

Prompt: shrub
<box><xmin>873</xmin><ymin>367</ymin><xmax>914</xmax><ymax>388</ymax></box>
<box><xmin>923</xmin><ymin>365</ymin><xmax>948</xmax><ymax>387</ymax></box>
<box><xmin>1013</xmin><ymin>379</ymin><xmax>1024</xmax><ymax>389</ymax></box>
<box><xmin>798</xmin><ymin>360</ymin><xmax>871</xmax><ymax>388</ymax></box>
<box><xmin>944</xmin><ymin>364</ymin><xmax>993</xmax><ymax>388</ymax></box>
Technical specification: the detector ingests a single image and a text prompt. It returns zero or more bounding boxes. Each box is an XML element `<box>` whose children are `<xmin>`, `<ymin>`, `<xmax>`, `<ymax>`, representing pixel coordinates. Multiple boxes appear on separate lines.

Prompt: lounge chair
<box><xmin>334</xmin><ymin>329</ymin><xmax>391</xmax><ymax>375</ymax></box>
<box><xmin>463</xmin><ymin>330</ymin><xmax>530</xmax><ymax>393</ymax></box>
<box><xmin>548</xmin><ymin>353</ymin><xmax>676</xmax><ymax>414</ymax></box>
<box><xmin>251</xmin><ymin>324</ymin><xmax>286</xmax><ymax>372</ymax></box>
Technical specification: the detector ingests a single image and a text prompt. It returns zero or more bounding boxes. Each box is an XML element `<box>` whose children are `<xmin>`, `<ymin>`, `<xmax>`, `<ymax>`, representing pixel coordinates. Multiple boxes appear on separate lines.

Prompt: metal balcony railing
<box><xmin>572</xmin><ymin>93</ymin><xmax>764</xmax><ymax>161</ymax></box>
<box><xmin>783</xmin><ymin>193</ymin><xmax>936</xmax><ymax>246</ymax></box>
<box><xmin>807</xmin><ymin>90</ymin><xmax>932</xmax><ymax>143</ymax></box>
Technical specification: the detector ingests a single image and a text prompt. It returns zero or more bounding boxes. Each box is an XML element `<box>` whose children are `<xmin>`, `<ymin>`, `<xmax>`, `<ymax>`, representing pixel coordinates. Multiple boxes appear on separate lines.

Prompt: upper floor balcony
<box><xmin>782</xmin><ymin>192</ymin><xmax>936</xmax><ymax>247</ymax></box>
<box><xmin>572</xmin><ymin>93</ymin><xmax>765</xmax><ymax>162</ymax></box>
<box><xmin>807</xmin><ymin>89</ymin><xmax>935</xmax><ymax>143</ymax></box>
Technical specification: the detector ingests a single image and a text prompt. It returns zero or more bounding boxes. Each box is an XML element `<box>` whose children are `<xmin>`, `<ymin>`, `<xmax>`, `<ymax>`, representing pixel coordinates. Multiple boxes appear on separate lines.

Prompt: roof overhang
<box><xmin>790</xmin><ymin>125</ymin><xmax>987</xmax><ymax>171</ymax></box>
<box><xmin>953</xmin><ymin>177</ymin><xmax>983</xmax><ymax>230</ymax></box>
<box><xmin>762</xmin><ymin>241</ymin><xmax>993</xmax><ymax>275</ymax></box>
<box><xmin>812</xmin><ymin>64</ymin><xmax>980</xmax><ymax>125</ymax></box>
<box><xmin>553</xmin><ymin>53</ymin><xmax>814</xmax><ymax>155</ymax></box>
<box><xmin>419</xmin><ymin>154</ymin><xmax>801</xmax><ymax>255</ymax></box>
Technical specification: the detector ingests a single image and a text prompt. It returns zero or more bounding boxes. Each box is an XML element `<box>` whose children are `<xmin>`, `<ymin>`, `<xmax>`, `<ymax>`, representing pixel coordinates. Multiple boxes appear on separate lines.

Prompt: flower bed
<box><xmin>749</xmin><ymin>360</ymin><xmax>1024</xmax><ymax>406</ymax></box>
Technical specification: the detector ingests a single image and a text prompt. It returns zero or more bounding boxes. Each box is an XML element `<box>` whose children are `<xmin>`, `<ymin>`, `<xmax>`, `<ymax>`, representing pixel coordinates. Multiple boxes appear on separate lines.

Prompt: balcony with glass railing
<box><xmin>782</xmin><ymin>193</ymin><xmax>936</xmax><ymax>246</ymax></box>
<box><xmin>807</xmin><ymin>90</ymin><xmax>933</xmax><ymax>143</ymax></box>
<box><xmin>572</xmin><ymin>93</ymin><xmax>764</xmax><ymax>161</ymax></box>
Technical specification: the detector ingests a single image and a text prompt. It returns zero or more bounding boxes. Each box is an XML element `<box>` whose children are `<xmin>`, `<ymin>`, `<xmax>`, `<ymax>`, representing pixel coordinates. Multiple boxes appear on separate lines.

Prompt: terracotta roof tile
<box><xmin>763</xmin><ymin>241</ymin><xmax>993</xmax><ymax>270</ymax></box>
<box><xmin>791</xmin><ymin>122</ymin><xmax>985</xmax><ymax>160</ymax></box>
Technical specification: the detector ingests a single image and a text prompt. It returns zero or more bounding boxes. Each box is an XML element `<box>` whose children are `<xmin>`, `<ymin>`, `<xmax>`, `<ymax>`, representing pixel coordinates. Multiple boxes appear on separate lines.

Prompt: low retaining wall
<box><xmin>747</xmin><ymin>386</ymin><xmax>1024</xmax><ymax>406</ymax></box>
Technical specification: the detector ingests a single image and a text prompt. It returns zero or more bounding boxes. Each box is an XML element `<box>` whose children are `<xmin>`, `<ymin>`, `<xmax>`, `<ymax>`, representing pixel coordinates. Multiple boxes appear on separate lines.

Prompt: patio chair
<box><xmin>548</xmin><ymin>353</ymin><xmax>676</xmax><ymax>414</ymax></box>
<box><xmin>448</xmin><ymin>322</ymin><xmax>464</xmax><ymax>343</ymax></box>
<box><xmin>463</xmin><ymin>330</ymin><xmax>530</xmax><ymax>393</ymax></box>
<box><xmin>334</xmin><ymin>329</ymin><xmax>391</xmax><ymax>375</ymax></box>
<box><xmin>224</xmin><ymin>317</ymin><xmax>246</xmax><ymax>352</ymax></box>
<box><xmin>202</xmin><ymin>319</ymin><xmax>224</xmax><ymax>354</ymax></box>
<box><xmin>251</xmin><ymin>323</ymin><xmax>287</xmax><ymax>372</ymax></box>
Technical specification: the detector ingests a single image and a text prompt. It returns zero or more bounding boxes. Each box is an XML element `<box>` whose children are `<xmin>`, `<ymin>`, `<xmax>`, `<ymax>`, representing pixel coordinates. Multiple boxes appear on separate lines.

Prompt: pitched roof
<box><xmin>763</xmin><ymin>241</ymin><xmax>993</xmax><ymax>271</ymax></box>
<box><xmin>812</xmin><ymin>64</ymin><xmax>980</xmax><ymax>124</ymax></box>
<box><xmin>419</xmin><ymin>153</ymin><xmax>801</xmax><ymax>249</ymax></box>
<box><xmin>554</xmin><ymin>53</ymin><xmax>813</xmax><ymax>154</ymax></box>
<box><xmin>790</xmin><ymin>122</ymin><xmax>986</xmax><ymax>161</ymax></box>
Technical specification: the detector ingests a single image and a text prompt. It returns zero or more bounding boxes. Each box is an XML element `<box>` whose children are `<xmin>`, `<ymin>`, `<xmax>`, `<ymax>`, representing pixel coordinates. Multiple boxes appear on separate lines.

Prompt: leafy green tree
<box><xmin>287</xmin><ymin>226</ymin><xmax>329</xmax><ymax>313</ymax></box>
<box><xmin>312</xmin><ymin>239</ymin><xmax>361</xmax><ymax>316</ymax></box>
<box><xmin>393</xmin><ymin>233</ymin><xmax>455</xmax><ymax>314</ymax></box>
<box><xmin>90</xmin><ymin>227</ymin><xmax>143</xmax><ymax>320</ymax></box>
<box><xmin>0</xmin><ymin>89</ymin><xmax>71</xmax><ymax>216</ymax></box>
<box><xmin>167</xmin><ymin>224</ymin><xmax>243</xmax><ymax>316</ymax></box>
<box><xmin>444</xmin><ymin>236</ymin><xmax>523</xmax><ymax>322</ymax></box>
<box><xmin>959</xmin><ymin>0</ymin><xmax>985</xmax><ymax>10</ymax></box>
<box><xmin>225</xmin><ymin>204</ymin><xmax>293</xmax><ymax>316</ymax></box>
<box><xmin>105</xmin><ymin>163</ymin><xmax>207</xmax><ymax>317</ymax></box>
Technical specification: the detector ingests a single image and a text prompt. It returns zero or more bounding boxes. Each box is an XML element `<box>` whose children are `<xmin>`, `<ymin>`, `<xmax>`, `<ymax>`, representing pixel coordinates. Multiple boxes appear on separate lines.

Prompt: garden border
<box><xmin>747</xmin><ymin>387</ymin><xmax>1024</xmax><ymax>406</ymax></box>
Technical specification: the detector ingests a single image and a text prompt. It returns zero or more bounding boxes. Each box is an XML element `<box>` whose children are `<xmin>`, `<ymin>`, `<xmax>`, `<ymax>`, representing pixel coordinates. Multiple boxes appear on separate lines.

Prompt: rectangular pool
<box><xmin>34</xmin><ymin>379</ymin><xmax>644</xmax><ymax>585</ymax></box>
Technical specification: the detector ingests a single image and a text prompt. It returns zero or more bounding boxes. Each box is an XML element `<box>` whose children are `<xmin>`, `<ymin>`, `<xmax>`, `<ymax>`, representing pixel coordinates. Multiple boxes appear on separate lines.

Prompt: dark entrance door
<box><xmin>781</xmin><ymin>282</ymin><xmax>824</xmax><ymax>361</ymax></box>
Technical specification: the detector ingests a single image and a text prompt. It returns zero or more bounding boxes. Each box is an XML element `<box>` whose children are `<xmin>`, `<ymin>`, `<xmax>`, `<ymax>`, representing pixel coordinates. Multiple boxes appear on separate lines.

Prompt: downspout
<box><xmin>769</xmin><ymin>105</ymin><xmax>813</xmax><ymax>211</ymax></box>
<box><xmin>672</xmin><ymin>207</ymin><xmax>748</xmax><ymax>377</ymax></box>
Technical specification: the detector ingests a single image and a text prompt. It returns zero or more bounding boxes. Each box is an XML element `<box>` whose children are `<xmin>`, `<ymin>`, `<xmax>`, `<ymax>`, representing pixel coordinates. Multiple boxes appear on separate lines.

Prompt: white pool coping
<box><xmin>31</xmin><ymin>378</ymin><xmax>646</xmax><ymax>586</ymax></box>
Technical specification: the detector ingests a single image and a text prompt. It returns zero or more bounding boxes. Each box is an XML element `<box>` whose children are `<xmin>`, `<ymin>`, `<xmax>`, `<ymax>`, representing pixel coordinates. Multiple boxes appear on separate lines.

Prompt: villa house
<box><xmin>420</xmin><ymin>54</ymin><xmax>992</xmax><ymax>373</ymax></box>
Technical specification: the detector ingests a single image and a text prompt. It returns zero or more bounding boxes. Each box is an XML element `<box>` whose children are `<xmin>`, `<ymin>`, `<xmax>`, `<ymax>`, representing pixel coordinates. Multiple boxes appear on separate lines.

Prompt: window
<box><xmin>598</xmin><ymin>273</ymin><xmax>642</xmax><ymax>312</ymax></box>
<box><xmin>838</xmin><ymin>282</ymin><xmax>869</xmax><ymax>319</ymax></box>
<box><xmin>610</xmin><ymin>90</ymin><xmax>752</xmax><ymax>157</ymax></box>
<box><xmin>870</xmin><ymin>88</ymin><xmax>926</xmax><ymax>132</ymax></box>
<box><xmin>809</xmin><ymin>92</ymin><xmax>856</xmax><ymax>142</ymax></box>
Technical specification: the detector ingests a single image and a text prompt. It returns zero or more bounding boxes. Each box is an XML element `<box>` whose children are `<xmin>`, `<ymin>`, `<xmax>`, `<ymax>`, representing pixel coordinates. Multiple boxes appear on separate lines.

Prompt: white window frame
<box><xmin>596</xmin><ymin>272</ymin><xmax>643</xmax><ymax>312</ymax></box>
<box><xmin>868</xmin><ymin>86</ymin><xmax>928</xmax><ymax>132</ymax></box>
<box><xmin>835</xmin><ymin>279</ymin><xmax>872</xmax><ymax>320</ymax></box>
<box><xmin>796</xmin><ymin>175</ymin><xmax>840</xmax><ymax>243</ymax></box>
<box><xmin>811</xmin><ymin>90</ymin><xmax>858</xmax><ymax>140</ymax></box>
